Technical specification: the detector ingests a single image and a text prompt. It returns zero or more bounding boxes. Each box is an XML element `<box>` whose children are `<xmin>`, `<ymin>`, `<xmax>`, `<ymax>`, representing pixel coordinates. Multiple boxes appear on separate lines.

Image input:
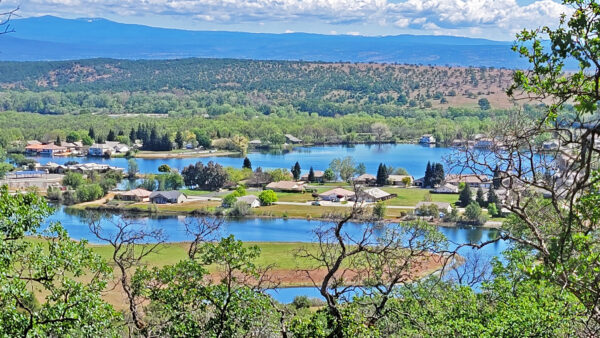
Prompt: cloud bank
<box><xmin>5</xmin><ymin>0</ymin><xmax>570</xmax><ymax>39</ymax></box>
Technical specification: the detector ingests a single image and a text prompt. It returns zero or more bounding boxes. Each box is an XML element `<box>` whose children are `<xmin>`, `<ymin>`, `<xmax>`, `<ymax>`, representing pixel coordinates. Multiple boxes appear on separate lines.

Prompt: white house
<box><xmin>318</xmin><ymin>188</ymin><xmax>355</xmax><ymax>202</ymax></box>
<box><xmin>419</xmin><ymin>134</ymin><xmax>436</xmax><ymax>144</ymax></box>
<box><xmin>237</xmin><ymin>195</ymin><xmax>261</xmax><ymax>208</ymax></box>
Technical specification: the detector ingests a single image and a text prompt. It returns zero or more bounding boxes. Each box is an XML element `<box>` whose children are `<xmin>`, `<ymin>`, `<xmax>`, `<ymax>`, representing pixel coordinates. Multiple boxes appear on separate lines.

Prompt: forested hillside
<box><xmin>0</xmin><ymin>58</ymin><xmax>516</xmax><ymax>116</ymax></box>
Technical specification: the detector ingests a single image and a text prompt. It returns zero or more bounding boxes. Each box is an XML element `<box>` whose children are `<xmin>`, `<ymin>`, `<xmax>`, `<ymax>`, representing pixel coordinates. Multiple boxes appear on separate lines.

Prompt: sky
<box><xmin>2</xmin><ymin>0</ymin><xmax>569</xmax><ymax>40</ymax></box>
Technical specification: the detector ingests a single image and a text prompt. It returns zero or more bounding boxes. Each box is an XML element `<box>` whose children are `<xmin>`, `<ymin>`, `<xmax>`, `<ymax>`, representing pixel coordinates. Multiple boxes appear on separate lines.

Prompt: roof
<box><xmin>26</xmin><ymin>140</ymin><xmax>42</xmax><ymax>145</ymax></box>
<box><xmin>416</xmin><ymin>201</ymin><xmax>452</xmax><ymax>210</ymax></box>
<box><xmin>266</xmin><ymin>181</ymin><xmax>305</xmax><ymax>190</ymax></box>
<box><xmin>301</xmin><ymin>170</ymin><xmax>324</xmax><ymax>179</ymax></box>
<box><xmin>355</xmin><ymin>174</ymin><xmax>376</xmax><ymax>181</ymax></box>
<box><xmin>445</xmin><ymin>174</ymin><xmax>489</xmax><ymax>184</ymax></box>
<box><xmin>90</xmin><ymin>143</ymin><xmax>112</xmax><ymax>149</ymax></box>
<box><xmin>120</xmin><ymin>188</ymin><xmax>152</xmax><ymax>198</ymax></box>
<box><xmin>237</xmin><ymin>195</ymin><xmax>259</xmax><ymax>204</ymax></box>
<box><xmin>432</xmin><ymin>183</ymin><xmax>459</xmax><ymax>193</ymax></box>
<box><xmin>149</xmin><ymin>191</ymin><xmax>185</xmax><ymax>200</ymax></box>
<box><xmin>249</xmin><ymin>139</ymin><xmax>262</xmax><ymax>144</ymax></box>
<box><xmin>361</xmin><ymin>188</ymin><xmax>391</xmax><ymax>199</ymax></box>
<box><xmin>319</xmin><ymin>188</ymin><xmax>355</xmax><ymax>198</ymax></box>
<box><xmin>284</xmin><ymin>134</ymin><xmax>302</xmax><ymax>143</ymax></box>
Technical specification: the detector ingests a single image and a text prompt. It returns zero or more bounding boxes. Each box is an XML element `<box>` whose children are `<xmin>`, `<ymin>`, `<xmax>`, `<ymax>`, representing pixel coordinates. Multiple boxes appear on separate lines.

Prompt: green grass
<box><xmin>256</xmin><ymin>204</ymin><xmax>410</xmax><ymax>220</ymax></box>
<box><xmin>180</xmin><ymin>189</ymin><xmax>214</xmax><ymax>196</ymax></box>
<box><xmin>381</xmin><ymin>188</ymin><xmax>458</xmax><ymax>206</ymax></box>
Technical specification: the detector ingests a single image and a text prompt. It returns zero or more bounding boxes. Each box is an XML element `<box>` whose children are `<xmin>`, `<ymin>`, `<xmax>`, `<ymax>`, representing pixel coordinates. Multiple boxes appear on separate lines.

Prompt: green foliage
<box><xmin>0</xmin><ymin>187</ymin><xmax>120</xmax><ymax>336</ymax></box>
<box><xmin>476</xmin><ymin>187</ymin><xmax>486</xmax><ymax>207</ymax></box>
<box><xmin>75</xmin><ymin>183</ymin><xmax>104</xmax><ymax>202</ymax></box>
<box><xmin>157</xmin><ymin>164</ymin><xmax>171</xmax><ymax>172</ymax></box>
<box><xmin>329</xmin><ymin>156</ymin><xmax>355</xmax><ymax>181</ymax></box>
<box><xmin>458</xmin><ymin>184</ymin><xmax>472</xmax><ymax>207</ymax></box>
<box><xmin>372</xmin><ymin>201</ymin><xmax>386</xmax><ymax>219</ymax></box>
<box><xmin>258</xmin><ymin>190</ymin><xmax>278</xmax><ymax>205</ymax></box>
<box><xmin>478</xmin><ymin>97</ymin><xmax>490</xmax><ymax>110</ymax></box>
<box><xmin>463</xmin><ymin>202</ymin><xmax>487</xmax><ymax>225</ymax></box>
<box><xmin>128</xmin><ymin>158</ymin><xmax>139</xmax><ymax>178</ymax></box>
<box><xmin>376</xmin><ymin>163</ymin><xmax>388</xmax><ymax>186</ymax></box>
<box><xmin>267</xmin><ymin>168</ymin><xmax>292</xmax><ymax>182</ymax></box>
<box><xmin>323</xmin><ymin>168</ymin><xmax>335</xmax><ymax>182</ymax></box>
<box><xmin>291</xmin><ymin>162</ymin><xmax>301</xmax><ymax>180</ymax></box>
<box><xmin>242</xmin><ymin>157</ymin><xmax>252</xmax><ymax>170</ymax></box>
<box><xmin>62</xmin><ymin>171</ymin><xmax>84</xmax><ymax>189</ymax></box>
<box><xmin>222</xmin><ymin>193</ymin><xmax>238</xmax><ymax>208</ymax></box>
<box><xmin>182</xmin><ymin>161</ymin><xmax>228</xmax><ymax>191</ymax></box>
<box><xmin>0</xmin><ymin>162</ymin><xmax>13</xmax><ymax>178</ymax></box>
<box><xmin>229</xmin><ymin>201</ymin><xmax>251</xmax><ymax>217</ymax></box>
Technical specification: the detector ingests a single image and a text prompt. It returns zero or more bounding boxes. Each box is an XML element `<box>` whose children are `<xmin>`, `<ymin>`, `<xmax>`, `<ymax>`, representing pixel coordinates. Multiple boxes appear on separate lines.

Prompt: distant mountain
<box><xmin>0</xmin><ymin>15</ymin><xmax>525</xmax><ymax>67</ymax></box>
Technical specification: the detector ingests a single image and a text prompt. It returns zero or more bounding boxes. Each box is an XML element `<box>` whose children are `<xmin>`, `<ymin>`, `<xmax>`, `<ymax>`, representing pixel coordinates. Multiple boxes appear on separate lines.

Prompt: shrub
<box><xmin>62</xmin><ymin>172</ymin><xmax>84</xmax><ymax>189</ymax></box>
<box><xmin>372</xmin><ymin>201</ymin><xmax>386</xmax><ymax>220</ymax></box>
<box><xmin>75</xmin><ymin>183</ymin><xmax>104</xmax><ymax>203</ymax></box>
<box><xmin>259</xmin><ymin>190</ymin><xmax>278</xmax><ymax>205</ymax></box>
<box><xmin>229</xmin><ymin>201</ymin><xmax>250</xmax><ymax>217</ymax></box>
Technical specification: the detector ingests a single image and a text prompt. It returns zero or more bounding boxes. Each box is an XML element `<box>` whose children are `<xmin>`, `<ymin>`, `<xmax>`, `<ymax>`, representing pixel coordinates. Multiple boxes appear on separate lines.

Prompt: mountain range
<box><xmin>0</xmin><ymin>16</ymin><xmax>529</xmax><ymax>67</ymax></box>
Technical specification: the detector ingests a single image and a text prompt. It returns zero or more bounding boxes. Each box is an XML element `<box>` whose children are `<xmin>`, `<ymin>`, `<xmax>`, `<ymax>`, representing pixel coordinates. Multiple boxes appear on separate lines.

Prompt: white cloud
<box><xmin>6</xmin><ymin>0</ymin><xmax>571</xmax><ymax>39</ymax></box>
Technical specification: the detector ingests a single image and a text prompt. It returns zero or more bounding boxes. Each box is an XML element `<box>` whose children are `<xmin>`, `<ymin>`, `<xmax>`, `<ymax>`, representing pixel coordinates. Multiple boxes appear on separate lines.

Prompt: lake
<box><xmin>30</xmin><ymin>144</ymin><xmax>453</xmax><ymax>176</ymax></box>
<box><xmin>49</xmin><ymin>207</ymin><xmax>508</xmax><ymax>303</ymax></box>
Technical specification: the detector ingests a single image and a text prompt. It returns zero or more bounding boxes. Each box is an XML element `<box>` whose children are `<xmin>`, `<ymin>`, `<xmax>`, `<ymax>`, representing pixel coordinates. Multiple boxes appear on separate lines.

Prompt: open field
<box><xmin>135</xmin><ymin>150</ymin><xmax>238</xmax><ymax>159</ymax></box>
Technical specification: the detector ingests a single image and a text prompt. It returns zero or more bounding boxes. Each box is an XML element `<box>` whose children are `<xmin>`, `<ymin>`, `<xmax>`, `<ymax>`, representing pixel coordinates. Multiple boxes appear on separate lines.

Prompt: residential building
<box><xmin>25</xmin><ymin>143</ymin><xmax>67</xmax><ymax>156</ymax></box>
<box><xmin>353</xmin><ymin>174</ymin><xmax>377</xmax><ymax>185</ymax></box>
<box><xmin>413</xmin><ymin>177</ymin><xmax>425</xmax><ymax>187</ymax></box>
<box><xmin>388</xmin><ymin>175</ymin><xmax>414</xmax><ymax>186</ymax></box>
<box><xmin>117</xmin><ymin>188</ymin><xmax>152</xmax><ymax>202</ymax></box>
<box><xmin>445</xmin><ymin>174</ymin><xmax>491</xmax><ymax>189</ymax></box>
<box><xmin>354</xmin><ymin>187</ymin><xmax>396</xmax><ymax>202</ymax></box>
<box><xmin>149</xmin><ymin>191</ymin><xmax>187</xmax><ymax>204</ymax></box>
<box><xmin>318</xmin><ymin>188</ymin><xmax>355</xmax><ymax>202</ymax></box>
<box><xmin>431</xmin><ymin>183</ymin><xmax>459</xmax><ymax>194</ymax></box>
<box><xmin>88</xmin><ymin>144</ymin><xmax>113</xmax><ymax>157</ymax></box>
<box><xmin>265</xmin><ymin>181</ymin><xmax>305</xmax><ymax>192</ymax></box>
<box><xmin>419</xmin><ymin>134</ymin><xmax>436</xmax><ymax>144</ymax></box>
<box><xmin>542</xmin><ymin>140</ymin><xmax>560</xmax><ymax>151</ymax></box>
<box><xmin>284</xmin><ymin>134</ymin><xmax>302</xmax><ymax>144</ymax></box>
<box><xmin>474</xmin><ymin>138</ymin><xmax>495</xmax><ymax>149</ymax></box>
<box><xmin>301</xmin><ymin>170</ymin><xmax>325</xmax><ymax>183</ymax></box>
<box><xmin>237</xmin><ymin>195</ymin><xmax>261</xmax><ymax>208</ymax></box>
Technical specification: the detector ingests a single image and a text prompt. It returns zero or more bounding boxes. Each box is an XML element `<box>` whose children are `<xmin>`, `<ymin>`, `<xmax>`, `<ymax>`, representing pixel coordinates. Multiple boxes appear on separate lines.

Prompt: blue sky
<box><xmin>4</xmin><ymin>0</ymin><xmax>567</xmax><ymax>40</ymax></box>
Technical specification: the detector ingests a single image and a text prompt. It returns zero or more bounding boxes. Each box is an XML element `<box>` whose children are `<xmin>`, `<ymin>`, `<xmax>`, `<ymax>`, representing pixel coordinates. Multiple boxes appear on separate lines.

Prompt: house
<box><xmin>301</xmin><ymin>170</ymin><xmax>325</xmax><ymax>183</ymax></box>
<box><xmin>237</xmin><ymin>195</ymin><xmax>261</xmax><ymax>208</ymax></box>
<box><xmin>419</xmin><ymin>134</ymin><xmax>436</xmax><ymax>144</ymax></box>
<box><xmin>88</xmin><ymin>142</ymin><xmax>129</xmax><ymax>156</ymax></box>
<box><xmin>415</xmin><ymin>202</ymin><xmax>452</xmax><ymax>214</ymax></box>
<box><xmin>39</xmin><ymin>144</ymin><xmax>67</xmax><ymax>156</ymax></box>
<box><xmin>88</xmin><ymin>144</ymin><xmax>113</xmax><ymax>157</ymax></box>
<box><xmin>318</xmin><ymin>188</ymin><xmax>355</xmax><ymax>202</ymax></box>
<box><xmin>26</xmin><ymin>140</ymin><xmax>42</xmax><ymax>146</ymax></box>
<box><xmin>149</xmin><ymin>191</ymin><xmax>187</xmax><ymax>204</ymax></box>
<box><xmin>249</xmin><ymin>139</ymin><xmax>262</xmax><ymax>146</ymax></box>
<box><xmin>431</xmin><ymin>183</ymin><xmax>459</xmax><ymax>194</ymax></box>
<box><xmin>413</xmin><ymin>177</ymin><xmax>425</xmax><ymax>187</ymax></box>
<box><xmin>25</xmin><ymin>143</ymin><xmax>45</xmax><ymax>154</ymax></box>
<box><xmin>388</xmin><ymin>175</ymin><xmax>413</xmax><ymax>186</ymax></box>
<box><xmin>284</xmin><ymin>134</ymin><xmax>302</xmax><ymax>144</ymax></box>
<box><xmin>265</xmin><ymin>181</ymin><xmax>305</xmax><ymax>192</ymax></box>
<box><xmin>445</xmin><ymin>174</ymin><xmax>491</xmax><ymax>189</ymax></box>
<box><xmin>117</xmin><ymin>188</ymin><xmax>152</xmax><ymax>202</ymax></box>
<box><xmin>354</xmin><ymin>188</ymin><xmax>396</xmax><ymax>202</ymax></box>
<box><xmin>353</xmin><ymin>174</ymin><xmax>377</xmax><ymax>185</ymax></box>
<box><xmin>474</xmin><ymin>138</ymin><xmax>495</xmax><ymax>149</ymax></box>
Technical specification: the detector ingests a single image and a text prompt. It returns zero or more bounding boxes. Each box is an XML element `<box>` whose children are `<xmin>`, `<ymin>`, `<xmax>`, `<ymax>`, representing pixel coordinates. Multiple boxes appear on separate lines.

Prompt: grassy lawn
<box><xmin>180</xmin><ymin>189</ymin><xmax>214</xmax><ymax>196</ymax></box>
<box><xmin>123</xmin><ymin>200</ymin><xmax>221</xmax><ymax>213</ymax></box>
<box><xmin>381</xmin><ymin>188</ymin><xmax>458</xmax><ymax>206</ymax></box>
<box><xmin>255</xmin><ymin>204</ymin><xmax>410</xmax><ymax>220</ymax></box>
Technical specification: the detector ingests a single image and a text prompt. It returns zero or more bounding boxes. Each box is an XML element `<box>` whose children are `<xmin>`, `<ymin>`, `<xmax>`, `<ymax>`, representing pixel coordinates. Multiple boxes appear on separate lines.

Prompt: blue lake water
<box><xmin>30</xmin><ymin>144</ymin><xmax>453</xmax><ymax>176</ymax></box>
<box><xmin>49</xmin><ymin>207</ymin><xmax>508</xmax><ymax>303</ymax></box>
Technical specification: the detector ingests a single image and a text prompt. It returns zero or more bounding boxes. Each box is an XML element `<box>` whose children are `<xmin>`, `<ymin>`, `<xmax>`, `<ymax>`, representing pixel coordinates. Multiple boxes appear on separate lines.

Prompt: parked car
<box><xmin>312</xmin><ymin>201</ymin><xmax>321</xmax><ymax>206</ymax></box>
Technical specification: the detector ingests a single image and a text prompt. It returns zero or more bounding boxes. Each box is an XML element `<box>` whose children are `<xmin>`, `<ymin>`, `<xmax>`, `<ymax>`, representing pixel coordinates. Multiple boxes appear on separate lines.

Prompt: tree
<box><xmin>376</xmin><ymin>163</ymin><xmax>388</xmax><ymax>186</ymax></box>
<box><xmin>463</xmin><ymin>202</ymin><xmax>486</xmax><ymax>226</ymax></box>
<box><xmin>129</xmin><ymin>128</ymin><xmax>136</xmax><ymax>143</ymax></box>
<box><xmin>476</xmin><ymin>187</ymin><xmax>486</xmax><ymax>207</ymax></box>
<box><xmin>323</xmin><ymin>168</ymin><xmax>335</xmax><ymax>182</ymax></box>
<box><xmin>458</xmin><ymin>184</ymin><xmax>472</xmax><ymax>207</ymax></box>
<box><xmin>175</xmin><ymin>131</ymin><xmax>184</xmax><ymax>149</ymax></box>
<box><xmin>75</xmin><ymin>183</ymin><xmax>104</xmax><ymax>202</ymax></box>
<box><xmin>395</xmin><ymin>167</ymin><xmax>409</xmax><ymax>175</ymax></box>
<box><xmin>402</xmin><ymin>176</ymin><xmax>412</xmax><ymax>187</ymax></box>
<box><xmin>267</xmin><ymin>168</ymin><xmax>292</xmax><ymax>182</ymax></box>
<box><xmin>194</xmin><ymin>130</ymin><xmax>211</xmax><ymax>148</ymax></box>
<box><xmin>66</xmin><ymin>131</ymin><xmax>79</xmax><ymax>143</ymax></box>
<box><xmin>81</xmin><ymin>134</ymin><xmax>93</xmax><ymax>146</ymax></box>
<box><xmin>372</xmin><ymin>201</ymin><xmax>386</xmax><ymax>219</ymax></box>
<box><xmin>182</xmin><ymin>161</ymin><xmax>228</xmax><ymax>191</ymax></box>
<box><xmin>62</xmin><ymin>171</ymin><xmax>84</xmax><ymax>189</ymax></box>
<box><xmin>88</xmin><ymin>127</ymin><xmax>95</xmax><ymax>140</ymax></box>
<box><xmin>222</xmin><ymin>193</ymin><xmax>238</xmax><ymax>208</ymax></box>
<box><xmin>258</xmin><ymin>190</ymin><xmax>278</xmax><ymax>205</ymax></box>
<box><xmin>0</xmin><ymin>162</ymin><xmax>12</xmax><ymax>178</ymax></box>
<box><xmin>371</xmin><ymin>122</ymin><xmax>392</xmax><ymax>143</ymax></box>
<box><xmin>355</xmin><ymin>162</ymin><xmax>367</xmax><ymax>175</ymax></box>
<box><xmin>432</xmin><ymin>163</ymin><xmax>445</xmax><ymax>187</ymax></box>
<box><xmin>0</xmin><ymin>187</ymin><xmax>120</xmax><ymax>336</ymax></box>
<box><xmin>291</xmin><ymin>161</ymin><xmax>301</xmax><ymax>180</ymax></box>
<box><xmin>487</xmin><ymin>203</ymin><xmax>498</xmax><ymax>218</ymax></box>
<box><xmin>128</xmin><ymin>158</ymin><xmax>139</xmax><ymax>179</ymax></box>
<box><xmin>424</xmin><ymin>162</ymin><xmax>432</xmax><ymax>187</ymax></box>
<box><xmin>55</xmin><ymin>135</ymin><xmax>61</xmax><ymax>146</ymax></box>
<box><xmin>478</xmin><ymin>98</ymin><xmax>490</xmax><ymax>110</ymax></box>
<box><xmin>158</xmin><ymin>164</ymin><xmax>171</xmax><ymax>173</ymax></box>
<box><xmin>329</xmin><ymin>156</ymin><xmax>355</xmax><ymax>181</ymax></box>
<box><xmin>308</xmin><ymin>167</ymin><xmax>315</xmax><ymax>182</ymax></box>
<box><xmin>106</xmin><ymin>129</ymin><xmax>116</xmax><ymax>142</ymax></box>
<box><xmin>243</xmin><ymin>157</ymin><xmax>252</xmax><ymax>170</ymax></box>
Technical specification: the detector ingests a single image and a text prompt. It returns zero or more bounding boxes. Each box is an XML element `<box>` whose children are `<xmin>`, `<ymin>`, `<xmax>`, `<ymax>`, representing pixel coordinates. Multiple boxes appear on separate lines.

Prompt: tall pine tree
<box><xmin>376</xmin><ymin>163</ymin><xmax>388</xmax><ymax>186</ymax></box>
<box><xmin>459</xmin><ymin>184</ymin><xmax>472</xmax><ymax>207</ymax></box>
<box><xmin>308</xmin><ymin>167</ymin><xmax>315</xmax><ymax>182</ymax></box>
<box><xmin>291</xmin><ymin>162</ymin><xmax>301</xmax><ymax>180</ymax></box>
<box><xmin>424</xmin><ymin>162</ymin><xmax>432</xmax><ymax>187</ymax></box>
<box><xmin>243</xmin><ymin>157</ymin><xmax>252</xmax><ymax>170</ymax></box>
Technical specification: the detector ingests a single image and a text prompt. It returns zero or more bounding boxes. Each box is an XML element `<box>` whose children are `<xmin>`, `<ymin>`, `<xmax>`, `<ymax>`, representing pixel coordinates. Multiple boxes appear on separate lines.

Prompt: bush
<box><xmin>291</xmin><ymin>296</ymin><xmax>311</xmax><ymax>309</ymax></box>
<box><xmin>75</xmin><ymin>183</ymin><xmax>104</xmax><ymax>203</ymax></box>
<box><xmin>62</xmin><ymin>172</ymin><xmax>85</xmax><ymax>189</ymax></box>
<box><xmin>372</xmin><ymin>201</ymin><xmax>386</xmax><ymax>220</ymax></box>
<box><xmin>222</xmin><ymin>193</ymin><xmax>238</xmax><ymax>208</ymax></box>
<box><xmin>259</xmin><ymin>190</ymin><xmax>278</xmax><ymax>205</ymax></box>
<box><xmin>229</xmin><ymin>201</ymin><xmax>251</xmax><ymax>217</ymax></box>
<box><xmin>463</xmin><ymin>202</ymin><xmax>488</xmax><ymax>226</ymax></box>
